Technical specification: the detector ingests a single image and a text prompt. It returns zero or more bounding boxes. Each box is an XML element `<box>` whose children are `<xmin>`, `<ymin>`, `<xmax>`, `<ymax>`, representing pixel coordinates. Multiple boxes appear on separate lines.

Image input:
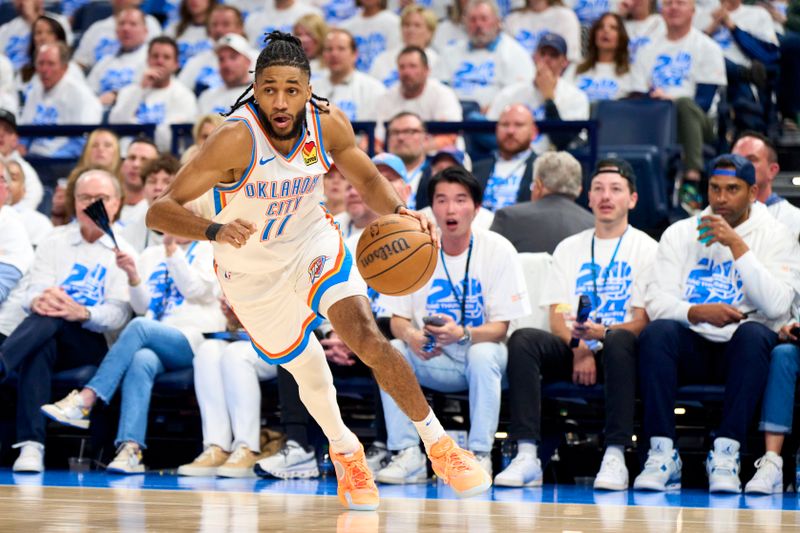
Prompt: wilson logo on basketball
<box><xmin>302</xmin><ymin>141</ymin><xmax>318</xmax><ymax>166</ymax></box>
<box><xmin>359</xmin><ymin>238</ymin><xmax>411</xmax><ymax>268</ymax></box>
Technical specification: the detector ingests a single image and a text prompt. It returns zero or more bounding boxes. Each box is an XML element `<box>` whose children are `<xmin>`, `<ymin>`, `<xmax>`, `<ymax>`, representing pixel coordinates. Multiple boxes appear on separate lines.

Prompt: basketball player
<box><xmin>146</xmin><ymin>31</ymin><xmax>491</xmax><ymax>510</ymax></box>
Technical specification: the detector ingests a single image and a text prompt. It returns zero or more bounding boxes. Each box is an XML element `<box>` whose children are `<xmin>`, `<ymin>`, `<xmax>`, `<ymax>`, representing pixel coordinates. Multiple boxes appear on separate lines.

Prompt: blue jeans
<box><xmin>760</xmin><ymin>343</ymin><xmax>800</xmax><ymax>434</ymax></box>
<box><xmin>380</xmin><ymin>339</ymin><xmax>507</xmax><ymax>453</ymax></box>
<box><xmin>86</xmin><ymin>317</ymin><xmax>194</xmax><ymax>448</ymax></box>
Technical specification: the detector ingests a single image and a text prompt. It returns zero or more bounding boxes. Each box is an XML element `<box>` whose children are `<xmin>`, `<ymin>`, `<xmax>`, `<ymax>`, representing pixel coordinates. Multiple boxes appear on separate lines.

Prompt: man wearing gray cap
<box><xmin>198</xmin><ymin>34</ymin><xmax>256</xmax><ymax>115</ymax></box>
<box><xmin>635</xmin><ymin>154</ymin><xmax>800</xmax><ymax>494</ymax></box>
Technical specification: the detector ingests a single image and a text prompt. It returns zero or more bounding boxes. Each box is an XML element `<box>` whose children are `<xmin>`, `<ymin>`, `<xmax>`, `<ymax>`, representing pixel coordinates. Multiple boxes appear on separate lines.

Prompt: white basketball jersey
<box><xmin>211</xmin><ymin>101</ymin><xmax>334</xmax><ymax>273</ymax></box>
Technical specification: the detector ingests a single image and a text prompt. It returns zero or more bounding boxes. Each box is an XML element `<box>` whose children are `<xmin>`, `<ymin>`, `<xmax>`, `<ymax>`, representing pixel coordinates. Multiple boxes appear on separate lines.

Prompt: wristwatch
<box><xmin>457</xmin><ymin>326</ymin><xmax>472</xmax><ymax>346</ymax></box>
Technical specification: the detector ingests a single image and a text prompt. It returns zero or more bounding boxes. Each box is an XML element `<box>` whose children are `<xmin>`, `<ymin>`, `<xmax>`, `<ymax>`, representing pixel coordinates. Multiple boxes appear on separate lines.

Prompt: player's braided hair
<box><xmin>223</xmin><ymin>30</ymin><xmax>329</xmax><ymax>118</ymax></box>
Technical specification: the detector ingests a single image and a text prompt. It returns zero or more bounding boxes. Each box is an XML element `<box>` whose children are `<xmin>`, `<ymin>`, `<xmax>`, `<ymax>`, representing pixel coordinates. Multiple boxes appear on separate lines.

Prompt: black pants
<box><xmin>0</xmin><ymin>314</ymin><xmax>107</xmax><ymax>444</ymax></box>
<box><xmin>506</xmin><ymin>328</ymin><xmax>638</xmax><ymax>447</ymax></box>
<box><xmin>638</xmin><ymin>319</ymin><xmax>775</xmax><ymax>448</ymax></box>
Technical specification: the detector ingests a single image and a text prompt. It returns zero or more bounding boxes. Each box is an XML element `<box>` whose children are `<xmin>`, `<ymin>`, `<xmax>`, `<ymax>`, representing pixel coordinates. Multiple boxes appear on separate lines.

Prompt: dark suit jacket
<box><xmin>489</xmin><ymin>194</ymin><xmax>595</xmax><ymax>254</ymax></box>
<box><xmin>472</xmin><ymin>151</ymin><xmax>537</xmax><ymax>208</ymax></box>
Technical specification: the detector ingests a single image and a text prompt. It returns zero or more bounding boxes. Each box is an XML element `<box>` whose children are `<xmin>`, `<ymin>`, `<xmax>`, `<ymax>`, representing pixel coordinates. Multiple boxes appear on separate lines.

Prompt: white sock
<box><xmin>604</xmin><ymin>445</ymin><xmax>625</xmax><ymax>461</ymax></box>
<box><xmin>517</xmin><ymin>440</ymin><xmax>537</xmax><ymax>458</ymax></box>
<box><xmin>412</xmin><ymin>409</ymin><xmax>446</xmax><ymax>452</ymax></box>
<box><xmin>651</xmin><ymin>437</ymin><xmax>673</xmax><ymax>453</ymax></box>
<box><xmin>282</xmin><ymin>341</ymin><xmax>359</xmax><ymax>455</ymax></box>
<box><xmin>765</xmin><ymin>451</ymin><xmax>783</xmax><ymax>467</ymax></box>
<box><xmin>329</xmin><ymin>431</ymin><xmax>361</xmax><ymax>456</ymax></box>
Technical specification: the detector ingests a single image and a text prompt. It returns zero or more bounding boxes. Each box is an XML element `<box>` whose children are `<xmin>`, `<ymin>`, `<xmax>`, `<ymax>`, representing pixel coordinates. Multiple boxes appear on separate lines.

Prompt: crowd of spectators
<box><xmin>0</xmin><ymin>0</ymin><xmax>799</xmax><ymax>497</ymax></box>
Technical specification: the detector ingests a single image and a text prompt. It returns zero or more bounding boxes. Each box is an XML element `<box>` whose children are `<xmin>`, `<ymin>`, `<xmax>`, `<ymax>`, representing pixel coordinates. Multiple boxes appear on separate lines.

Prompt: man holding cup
<box><xmin>634</xmin><ymin>154</ymin><xmax>800</xmax><ymax>493</ymax></box>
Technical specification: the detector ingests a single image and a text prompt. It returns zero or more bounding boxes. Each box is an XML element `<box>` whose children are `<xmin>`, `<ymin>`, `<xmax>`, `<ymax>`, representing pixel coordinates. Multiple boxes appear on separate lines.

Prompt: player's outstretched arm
<box><xmin>146</xmin><ymin>121</ymin><xmax>257</xmax><ymax>247</ymax></box>
<box><xmin>321</xmin><ymin>106</ymin><xmax>436</xmax><ymax>238</ymax></box>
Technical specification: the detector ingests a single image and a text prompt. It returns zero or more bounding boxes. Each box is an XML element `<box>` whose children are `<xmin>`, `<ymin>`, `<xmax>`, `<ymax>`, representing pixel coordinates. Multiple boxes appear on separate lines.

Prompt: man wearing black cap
<box><xmin>0</xmin><ymin>109</ymin><xmax>43</xmax><ymax>210</ymax></box>
<box><xmin>487</xmin><ymin>32</ymin><xmax>589</xmax><ymax>151</ymax></box>
<box><xmin>634</xmin><ymin>154</ymin><xmax>800</xmax><ymax>494</ymax></box>
<box><xmin>496</xmin><ymin>158</ymin><xmax>657</xmax><ymax>491</ymax></box>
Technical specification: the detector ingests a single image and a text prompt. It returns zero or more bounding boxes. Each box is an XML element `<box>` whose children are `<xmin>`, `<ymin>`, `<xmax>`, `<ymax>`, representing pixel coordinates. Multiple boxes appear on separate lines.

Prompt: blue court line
<box><xmin>0</xmin><ymin>470</ymin><xmax>797</xmax><ymax>511</ymax></box>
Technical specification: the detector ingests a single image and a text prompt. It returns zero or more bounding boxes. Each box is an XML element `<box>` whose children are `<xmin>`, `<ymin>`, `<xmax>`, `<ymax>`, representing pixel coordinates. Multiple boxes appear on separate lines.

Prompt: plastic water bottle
<box><xmin>795</xmin><ymin>447</ymin><xmax>800</xmax><ymax>492</ymax></box>
<box><xmin>320</xmin><ymin>444</ymin><xmax>333</xmax><ymax>478</ymax></box>
<box><xmin>501</xmin><ymin>439</ymin><xmax>516</xmax><ymax>470</ymax></box>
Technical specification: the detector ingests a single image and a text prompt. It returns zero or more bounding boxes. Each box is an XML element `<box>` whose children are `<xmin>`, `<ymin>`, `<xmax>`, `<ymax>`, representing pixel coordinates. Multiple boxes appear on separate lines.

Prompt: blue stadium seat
<box><xmin>72</xmin><ymin>2</ymin><xmax>113</xmax><ymax>34</ymax></box>
<box><xmin>601</xmin><ymin>145</ymin><xmax>669</xmax><ymax>230</ymax></box>
<box><xmin>52</xmin><ymin>365</ymin><xmax>98</xmax><ymax>389</ymax></box>
<box><xmin>154</xmin><ymin>367</ymin><xmax>194</xmax><ymax>392</ymax></box>
<box><xmin>594</xmin><ymin>99</ymin><xmax>679</xmax><ymax>231</ymax></box>
<box><xmin>0</xmin><ymin>2</ymin><xmax>16</xmax><ymax>25</ymax></box>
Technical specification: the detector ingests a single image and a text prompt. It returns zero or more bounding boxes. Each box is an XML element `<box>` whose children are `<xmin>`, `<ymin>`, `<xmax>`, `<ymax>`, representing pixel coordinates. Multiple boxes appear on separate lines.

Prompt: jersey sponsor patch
<box><xmin>302</xmin><ymin>140</ymin><xmax>319</xmax><ymax>166</ymax></box>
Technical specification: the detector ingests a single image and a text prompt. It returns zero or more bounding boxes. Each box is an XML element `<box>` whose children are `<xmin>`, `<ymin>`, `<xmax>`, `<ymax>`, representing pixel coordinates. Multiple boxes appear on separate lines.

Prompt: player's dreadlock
<box><xmin>223</xmin><ymin>30</ymin><xmax>329</xmax><ymax>122</ymax></box>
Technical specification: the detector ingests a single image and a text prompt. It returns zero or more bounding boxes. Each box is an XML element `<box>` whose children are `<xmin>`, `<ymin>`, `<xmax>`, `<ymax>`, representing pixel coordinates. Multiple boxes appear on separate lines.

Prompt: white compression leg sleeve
<box><xmin>281</xmin><ymin>336</ymin><xmax>360</xmax><ymax>455</ymax></box>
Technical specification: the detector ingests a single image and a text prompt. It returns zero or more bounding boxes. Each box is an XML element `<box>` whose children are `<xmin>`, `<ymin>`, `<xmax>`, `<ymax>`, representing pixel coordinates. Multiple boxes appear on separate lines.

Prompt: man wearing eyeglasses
<box><xmin>386</xmin><ymin>112</ymin><xmax>431</xmax><ymax>210</ymax></box>
<box><xmin>0</xmin><ymin>168</ymin><xmax>138</xmax><ymax>474</ymax></box>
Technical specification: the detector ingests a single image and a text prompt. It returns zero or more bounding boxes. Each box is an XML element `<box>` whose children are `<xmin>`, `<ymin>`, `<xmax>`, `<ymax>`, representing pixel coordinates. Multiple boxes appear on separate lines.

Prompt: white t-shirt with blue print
<box><xmin>312</xmin><ymin>70</ymin><xmax>386</xmax><ymax>121</ymax></box>
<box><xmin>178</xmin><ymin>49</ymin><xmax>224</xmax><ymax>95</ymax></box>
<box><xmin>481</xmin><ymin>150</ymin><xmax>531</xmax><ymax>212</ymax></box>
<box><xmin>624</xmin><ymin>15</ymin><xmax>665</xmax><ymax>64</ymax></box>
<box><xmin>504</xmin><ymin>7</ymin><xmax>582</xmax><ymax>63</ymax></box>
<box><xmin>0</xmin><ymin>13</ymin><xmax>72</xmax><ymax>71</ymax></box>
<box><xmin>20</xmin><ymin>76</ymin><xmax>103</xmax><ymax>157</ymax></box>
<box><xmin>645</xmin><ymin>203</ymin><xmax>800</xmax><ymax>342</ymax></box>
<box><xmin>693</xmin><ymin>3</ymin><xmax>777</xmax><ymax>68</ymax></box>
<box><xmin>432</xmin><ymin>20</ymin><xmax>467</xmax><ymax>53</ymax></box>
<box><xmin>435</xmin><ymin>33</ymin><xmax>535</xmax><ymax>109</ymax></box>
<box><xmin>317</xmin><ymin>0</ymin><xmax>358</xmax><ymax>24</ymax></box>
<box><xmin>573</xmin><ymin>62</ymin><xmax>633</xmax><ymax>102</ymax></box>
<box><xmin>542</xmin><ymin>226</ymin><xmax>657</xmax><ymax>349</ymax></box>
<box><xmin>341</xmin><ymin>10</ymin><xmax>402</xmax><ymax>73</ymax></box>
<box><xmin>198</xmin><ymin>84</ymin><xmax>252</xmax><ymax>116</ymax></box>
<box><xmin>245</xmin><ymin>1</ymin><xmax>323</xmax><ymax>49</ymax></box>
<box><xmin>631</xmin><ymin>27</ymin><xmax>727</xmax><ymax>99</ymax></box>
<box><xmin>73</xmin><ymin>15</ymin><xmax>163</xmax><ymax>70</ymax></box>
<box><xmin>164</xmin><ymin>23</ymin><xmax>213</xmax><ymax>69</ymax></box>
<box><xmin>564</xmin><ymin>0</ymin><xmax>619</xmax><ymax>26</ymax></box>
<box><xmin>129</xmin><ymin>240</ymin><xmax>225</xmax><ymax>352</ymax></box>
<box><xmin>109</xmin><ymin>78</ymin><xmax>199</xmax><ymax>152</ymax></box>
<box><xmin>87</xmin><ymin>46</ymin><xmax>148</xmax><ymax>97</ymax></box>
<box><xmin>24</xmin><ymin>222</ymin><xmax>133</xmax><ymax>333</ymax></box>
<box><xmin>384</xmin><ymin>229</ymin><xmax>530</xmax><ymax>362</ymax></box>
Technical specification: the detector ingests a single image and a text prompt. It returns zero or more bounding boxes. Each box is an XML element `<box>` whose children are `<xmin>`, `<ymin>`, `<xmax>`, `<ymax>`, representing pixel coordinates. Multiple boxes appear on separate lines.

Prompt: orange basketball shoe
<box><xmin>330</xmin><ymin>445</ymin><xmax>380</xmax><ymax>511</ymax></box>
<box><xmin>428</xmin><ymin>435</ymin><xmax>492</xmax><ymax>498</ymax></box>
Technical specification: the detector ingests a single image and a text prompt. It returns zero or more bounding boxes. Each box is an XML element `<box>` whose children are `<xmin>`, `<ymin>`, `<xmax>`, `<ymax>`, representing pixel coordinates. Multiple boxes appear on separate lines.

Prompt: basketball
<box><xmin>355</xmin><ymin>214</ymin><xmax>437</xmax><ymax>296</ymax></box>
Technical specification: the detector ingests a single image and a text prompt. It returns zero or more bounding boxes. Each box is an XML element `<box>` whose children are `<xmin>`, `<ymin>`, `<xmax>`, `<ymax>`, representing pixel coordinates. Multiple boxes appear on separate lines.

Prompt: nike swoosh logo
<box><xmin>259</xmin><ymin>156</ymin><xmax>275</xmax><ymax>165</ymax></box>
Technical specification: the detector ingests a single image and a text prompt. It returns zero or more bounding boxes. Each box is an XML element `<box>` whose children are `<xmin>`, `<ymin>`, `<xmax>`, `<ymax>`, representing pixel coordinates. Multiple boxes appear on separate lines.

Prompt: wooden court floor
<box><xmin>0</xmin><ymin>484</ymin><xmax>798</xmax><ymax>533</ymax></box>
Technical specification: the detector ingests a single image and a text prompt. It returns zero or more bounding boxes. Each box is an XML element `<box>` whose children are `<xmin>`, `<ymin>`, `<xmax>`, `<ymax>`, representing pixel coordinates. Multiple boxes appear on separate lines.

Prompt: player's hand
<box><xmin>688</xmin><ymin>303</ymin><xmax>745</xmax><ymax>327</ymax></box>
<box><xmin>424</xmin><ymin>315</ymin><xmax>461</xmax><ymax>347</ymax></box>
<box><xmin>321</xmin><ymin>332</ymin><xmax>356</xmax><ymax>366</ymax></box>
<box><xmin>216</xmin><ymin>219</ymin><xmax>257</xmax><ymax>248</ymax></box>
<box><xmin>572</xmin><ymin>344</ymin><xmax>597</xmax><ymax>386</ymax></box>
<box><xmin>396</xmin><ymin>207</ymin><xmax>439</xmax><ymax>249</ymax></box>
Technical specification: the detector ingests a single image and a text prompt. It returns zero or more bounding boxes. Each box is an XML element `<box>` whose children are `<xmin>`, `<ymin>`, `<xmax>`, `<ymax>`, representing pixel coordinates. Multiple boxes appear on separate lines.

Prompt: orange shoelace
<box><xmin>344</xmin><ymin>457</ymin><xmax>373</xmax><ymax>489</ymax></box>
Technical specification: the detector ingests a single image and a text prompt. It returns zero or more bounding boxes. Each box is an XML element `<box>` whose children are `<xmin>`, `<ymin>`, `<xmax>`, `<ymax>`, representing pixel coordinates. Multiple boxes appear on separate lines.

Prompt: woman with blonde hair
<box><xmin>573</xmin><ymin>13</ymin><xmax>632</xmax><ymax>102</ymax></box>
<box><xmin>78</xmin><ymin>128</ymin><xmax>122</xmax><ymax>174</ymax></box>
<box><xmin>369</xmin><ymin>5</ymin><xmax>439</xmax><ymax>87</ymax></box>
<box><xmin>504</xmin><ymin>0</ymin><xmax>582</xmax><ymax>62</ymax></box>
<box><xmin>182</xmin><ymin>114</ymin><xmax>225</xmax><ymax>165</ymax></box>
<box><xmin>293</xmin><ymin>13</ymin><xmax>329</xmax><ymax>77</ymax></box>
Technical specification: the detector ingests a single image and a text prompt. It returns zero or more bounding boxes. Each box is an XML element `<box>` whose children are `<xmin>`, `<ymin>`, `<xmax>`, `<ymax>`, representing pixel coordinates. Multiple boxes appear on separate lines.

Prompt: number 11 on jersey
<box><xmin>261</xmin><ymin>215</ymin><xmax>293</xmax><ymax>241</ymax></box>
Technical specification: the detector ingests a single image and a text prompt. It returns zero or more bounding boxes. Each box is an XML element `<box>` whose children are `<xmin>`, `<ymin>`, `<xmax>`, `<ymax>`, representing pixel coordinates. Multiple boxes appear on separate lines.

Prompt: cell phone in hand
<box><xmin>423</xmin><ymin>315</ymin><xmax>447</xmax><ymax>327</ymax></box>
<box><xmin>570</xmin><ymin>294</ymin><xmax>593</xmax><ymax>348</ymax></box>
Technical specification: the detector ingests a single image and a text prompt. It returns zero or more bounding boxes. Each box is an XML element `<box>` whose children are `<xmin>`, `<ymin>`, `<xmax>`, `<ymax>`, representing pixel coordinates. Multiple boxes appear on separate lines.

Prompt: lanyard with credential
<box><xmin>590</xmin><ymin>227</ymin><xmax>628</xmax><ymax>322</ymax></box>
<box><xmin>440</xmin><ymin>236</ymin><xmax>474</xmax><ymax>327</ymax></box>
